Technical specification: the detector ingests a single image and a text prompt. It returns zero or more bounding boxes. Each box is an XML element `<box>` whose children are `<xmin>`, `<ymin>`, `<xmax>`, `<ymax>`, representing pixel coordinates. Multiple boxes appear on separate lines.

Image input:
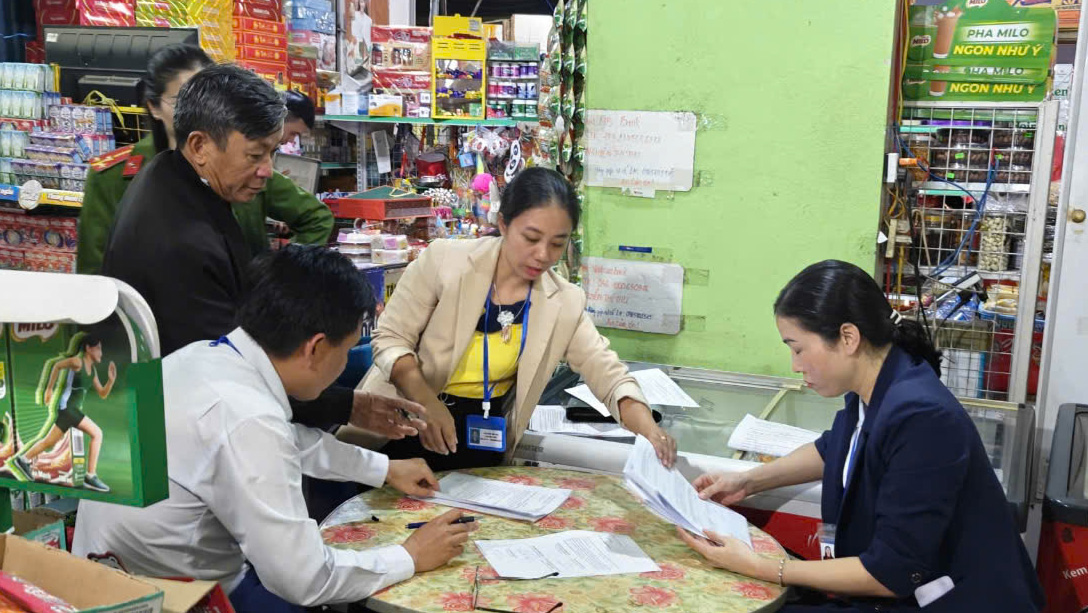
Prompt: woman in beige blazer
<box><xmin>358</xmin><ymin>167</ymin><xmax>676</xmax><ymax>471</ymax></box>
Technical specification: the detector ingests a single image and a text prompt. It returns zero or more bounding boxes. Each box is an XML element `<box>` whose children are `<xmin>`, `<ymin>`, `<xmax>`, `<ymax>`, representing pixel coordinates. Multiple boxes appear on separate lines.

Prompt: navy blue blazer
<box><xmin>813</xmin><ymin>346</ymin><xmax>1043</xmax><ymax>612</ymax></box>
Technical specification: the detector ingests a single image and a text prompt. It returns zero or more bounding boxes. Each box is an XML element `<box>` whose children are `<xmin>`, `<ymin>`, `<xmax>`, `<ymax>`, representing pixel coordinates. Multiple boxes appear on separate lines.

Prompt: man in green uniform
<box><xmin>76</xmin><ymin>45</ymin><xmax>333</xmax><ymax>275</ymax></box>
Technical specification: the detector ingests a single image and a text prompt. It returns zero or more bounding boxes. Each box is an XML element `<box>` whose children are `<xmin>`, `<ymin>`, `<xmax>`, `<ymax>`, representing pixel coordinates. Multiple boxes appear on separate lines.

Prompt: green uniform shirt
<box><xmin>76</xmin><ymin>135</ymin><xmax>334</xmax><ymax>275</ymax></box>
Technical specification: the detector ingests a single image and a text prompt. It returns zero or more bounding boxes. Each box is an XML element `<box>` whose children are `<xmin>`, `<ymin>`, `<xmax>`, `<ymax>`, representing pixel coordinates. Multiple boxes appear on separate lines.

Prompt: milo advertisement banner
<box><xmin>0</xmin><ymin>312</ymin><xmax>167</xmax><ymax>507</ymax></box>
<box><xmin>905</xmin><ymin>0</ymin><xmax>1056</xmax><ymax>102</ymax></box>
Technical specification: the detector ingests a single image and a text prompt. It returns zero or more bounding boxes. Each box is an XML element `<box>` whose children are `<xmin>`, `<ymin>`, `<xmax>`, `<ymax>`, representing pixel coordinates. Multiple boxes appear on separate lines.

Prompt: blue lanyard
<box><xmin>482</xmin><ymin>285</ymin><xmax>531</xmax><ymax>412</ymax></box>
<box><xmin>210</xmin><ymin>335</ymin><xmax>241</xmax><ymax>356</ymax></box>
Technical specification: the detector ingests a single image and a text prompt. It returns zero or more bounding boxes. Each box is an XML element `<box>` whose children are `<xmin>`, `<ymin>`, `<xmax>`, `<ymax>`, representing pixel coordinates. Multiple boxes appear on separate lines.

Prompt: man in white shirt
<box><xmin>73</xmin><ymin>245</ymin><xmax>476</xmax><ymax>612</ymax></box>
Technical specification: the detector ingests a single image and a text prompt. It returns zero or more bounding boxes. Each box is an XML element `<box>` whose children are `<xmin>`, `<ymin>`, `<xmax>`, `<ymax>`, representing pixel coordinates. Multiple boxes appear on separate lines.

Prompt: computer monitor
<box><xmin>43</xmin><ymin>26</ymin><xmax>199</xmax><ymax>107</ymax></box>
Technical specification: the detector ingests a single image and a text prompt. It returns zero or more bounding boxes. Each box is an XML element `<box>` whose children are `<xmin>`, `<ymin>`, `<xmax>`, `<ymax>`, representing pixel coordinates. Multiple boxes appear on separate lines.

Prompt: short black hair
<box><xmin>284</xmin><ymin>89</ymin><xmax>316</xmax><ymax>130</ymax></box>
<box><xmin>173</xmin><ymin>63</ymin><xmax>287</xmax><ymax>150</ymax></box>
<box><xmin>237</xmin><ymin>245</ymin><xmax>376</xmax><ymax>359</ymax></box>
<box><xmin>141</xmin><ymin>44</ymin><xmax>213</xmax><ymax>153</ymax></box>
<box><xmin>500</xmin><ymin>167</ymin><xmax>581</xmax><ymax>229</ymax></box>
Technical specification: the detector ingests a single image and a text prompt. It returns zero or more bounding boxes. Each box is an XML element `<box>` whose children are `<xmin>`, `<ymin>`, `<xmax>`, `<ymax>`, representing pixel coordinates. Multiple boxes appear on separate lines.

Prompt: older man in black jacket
<box><xmin>102</xmin><ymin>64</ymin><xmax>423</xmax><ymax>442</ymax></box>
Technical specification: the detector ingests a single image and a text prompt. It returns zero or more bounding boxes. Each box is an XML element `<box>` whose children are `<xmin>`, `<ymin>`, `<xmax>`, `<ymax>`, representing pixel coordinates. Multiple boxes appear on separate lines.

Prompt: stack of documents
<box><xmin>565</xmin><ymin>368</ymin><xmax>700</xmax><ymax>417</ymax></box>
<box><xmin>727</xmin><ymin>414</ymin><xmax>822</xmax><ymax>457</ymax></box>
<box><xmin>417</xmin><ymin>472</ymin><xmax>571</xmax><ymax>522</ymax></box>
<box><xmin>475</xmin><ymin>531</ymin><xmax>659</xmax><ymax>579</ymax></box>
<box><xmin>527</xmin><ymin>405</ymin><xmax>633</xmax><ymax>438</ymax></box>
<box><xmin>623</xmin><ymin>436</ymin><xmax>752</xmax><ymax>548</ymax></box>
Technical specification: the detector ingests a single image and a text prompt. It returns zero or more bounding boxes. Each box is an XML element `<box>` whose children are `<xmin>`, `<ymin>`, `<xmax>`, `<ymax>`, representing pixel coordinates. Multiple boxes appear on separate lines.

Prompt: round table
<box><xmin>321</xmin><ymin>467</ymin><xmax>788</xmax><ymax>613</ymax></box>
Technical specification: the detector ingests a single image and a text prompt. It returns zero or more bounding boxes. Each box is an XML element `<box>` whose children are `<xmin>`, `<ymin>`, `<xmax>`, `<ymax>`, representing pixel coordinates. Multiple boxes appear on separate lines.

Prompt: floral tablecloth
<box><xmin>321</xmin><ymin>467</ymin><xmax>788</xmax><ymax>613</ymax></box>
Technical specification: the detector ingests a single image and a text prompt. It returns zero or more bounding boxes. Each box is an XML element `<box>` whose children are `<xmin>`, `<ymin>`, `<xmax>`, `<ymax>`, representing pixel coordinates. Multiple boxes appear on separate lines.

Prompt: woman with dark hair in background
<box><xmin>352</xmin><ymin>167</ymin><xmax>677</xmax><ymax>471</ymax></box>
<box><xmin>76</xmin><ymin>44</ymin><xmax>333</xmax><ymax>275</ymax></box>
<box><xmin>678</xmin><ymin>260</ymin><xmax>1043</xmax><ymax>612</ymax></box>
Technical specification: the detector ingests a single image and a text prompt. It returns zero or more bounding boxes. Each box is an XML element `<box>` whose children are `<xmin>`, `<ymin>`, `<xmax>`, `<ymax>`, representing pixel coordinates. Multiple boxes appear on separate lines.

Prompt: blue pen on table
<box><xmin>406</xmin><ymin>516</ymin><xmax>477</xmax><ymax>529</ymax></box>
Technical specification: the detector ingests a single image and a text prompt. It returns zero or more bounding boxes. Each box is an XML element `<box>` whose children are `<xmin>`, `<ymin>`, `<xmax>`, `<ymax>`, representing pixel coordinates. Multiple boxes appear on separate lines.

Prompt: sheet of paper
<box><xmin>565</xmin><ymin>369</ymin><xmax>699</xmax><ymax>417</ymax></box>
<box><xmin>630</xmin><ymin>369</ymin><xmax>699</xmax><ymax>408</ymax></box>
<box><xmin>623</xmin><ymin>436</ymin><xmax>752</xmax><ymax>547</ymax></box>
<box><xmin>528</xmin><ymin>405</ymin><xmax>633</xmax><ymax>438</ymax></box>
<box><xmin>475</xmin><ymin>530</ymin><xmax>659</xmax><ymax>579</ymax></box>
<box><xmin>727</xmin><ymin>414</ymin><xmax>822</xmax><ymax>457</ymax></box>
<box><xmin>563</xmin><ymin>384</ymin><xmax>611</xmax><ymax>417</ymax></box>
<box><xmin>417</xmin><ymin>472</ymin><xmax>571</xmax><ymax>521</ymax></box>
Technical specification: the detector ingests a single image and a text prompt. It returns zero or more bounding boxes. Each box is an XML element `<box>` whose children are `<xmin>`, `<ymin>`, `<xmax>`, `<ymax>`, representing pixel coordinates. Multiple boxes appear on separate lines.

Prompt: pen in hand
<box><xmin>407</xmin><ymin>516</ymin><xmax>476</xmax><ymax>529</ymax></box>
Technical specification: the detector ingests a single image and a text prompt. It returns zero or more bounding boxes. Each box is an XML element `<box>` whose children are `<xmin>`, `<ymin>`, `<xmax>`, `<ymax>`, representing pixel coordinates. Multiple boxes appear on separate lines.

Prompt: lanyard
<box><xmin>210</xmin><ymin>335</ymin><xmax>241</xmax><ymax>356</ymax></box>
<box><xmin>482</xmin><ymin>285</ymin><xmax>531</xmax><ymax>417</ymax></box>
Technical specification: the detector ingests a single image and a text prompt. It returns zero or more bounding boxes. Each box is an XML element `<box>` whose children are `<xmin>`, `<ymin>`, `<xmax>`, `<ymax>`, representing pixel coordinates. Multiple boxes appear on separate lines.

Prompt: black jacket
<box><xmin>102</xmin><ymin>150</ymin><xmax>352</xmax><ymax>429</ymax></box>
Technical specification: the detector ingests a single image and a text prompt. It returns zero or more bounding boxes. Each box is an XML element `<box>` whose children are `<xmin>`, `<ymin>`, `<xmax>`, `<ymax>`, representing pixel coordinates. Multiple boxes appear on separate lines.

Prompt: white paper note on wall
<box><xmin>585</xmin><ymin>110</ymin><xmax>697</xmax><ymax>192</ymax></box>
<box><xmin>580</xmin><ymin>257</ymin><xmax>684</xmax><ymax>335</ymax></box>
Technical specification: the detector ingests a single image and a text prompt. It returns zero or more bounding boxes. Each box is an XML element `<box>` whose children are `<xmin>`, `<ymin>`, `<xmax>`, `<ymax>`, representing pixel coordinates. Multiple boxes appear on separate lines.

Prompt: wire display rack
<box><xmin>896</xmin><ymin>102</ymin><xmax>1058</xmax><ymax>403</ymax></box>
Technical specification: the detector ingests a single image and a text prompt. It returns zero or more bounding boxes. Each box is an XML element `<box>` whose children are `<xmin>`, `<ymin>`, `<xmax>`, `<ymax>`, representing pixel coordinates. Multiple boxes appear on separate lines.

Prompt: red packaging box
<box><xmin>25</xmin><ymin>41</ymin><xmax>46</xmax><ymax>64</ymax></box>
<box><xmin>23</xmin><ymin>250</ymin><xmax>76</xmax><ymax>274</ymax></box>
<box><xmin>237</xmin><ymin>60</ymin><xmax>288</xmax><ymax>87</ymax></box>
<box><xmin>372</xmin><ymin>69</ymin><xmax>430</xmax><ymax>92</ymax></box>
<box><xmin>77</xmin><ymin>0</ymin><xmax>137</xmax><ymax>27</ymax></box>
<box><xmin>77</xmin><ymin>0</ymin><xmax>135</xmax><ymax>25</ymax></box>
<box><xmin>287</xmin><ymin>55</ymin><xmax>316</xmax><ymax>73</ymax></box>
<box><xmin>34</xmin><ymin>0</ymin><xmax>76</xmax><ymax>10</ymax></box>
<box><xmin>287</xmin><ymin>68</ymin><xmax>316</xmax><ymax>86</ymax></box>
<box><xmin>370</xmin><ymin>25</ymin><xmax>431</xmax><ymax>44</ymax></box>
<box><xmin>233</xmin><ymin>1</ymin><xmax>281</xmax><ymax>20</ymax></box>
<box><xmin>235</xmin><ymin>0</ymin><xmax>280</xmax><ymax>12</ymax></box>
<box><xmin>239</xmin><ymin>31</ymin><xmax>287</xmax><ymax>49</ymax></box>
<box><xmin>234</xmin><ymin>16</ymin><xmax>286</xmax><ymax>34</ymax></box>
<box><xmin>238</xmin><ymin>45</ymin><xmax>288</xmax><ymax>63</ymax></box>
<box><xmin>37</xmin><ymin>7</ymin><xmax>80</xmax><ymax>25</ymax></box>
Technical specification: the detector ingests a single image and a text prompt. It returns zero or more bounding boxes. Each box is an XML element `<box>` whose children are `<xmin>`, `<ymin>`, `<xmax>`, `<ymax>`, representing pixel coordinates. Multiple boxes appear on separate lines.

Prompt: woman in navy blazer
<box><xmin>679</xmin><ymin>261</ymin><xmax>1043</xmax><ymax>612</ymax></box>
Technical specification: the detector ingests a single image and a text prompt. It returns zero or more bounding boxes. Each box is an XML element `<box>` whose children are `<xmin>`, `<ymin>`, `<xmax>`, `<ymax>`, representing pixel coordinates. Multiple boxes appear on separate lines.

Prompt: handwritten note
<box><xmin>580</xmin><ymin>257</ymin><xmax>683</xmax><ymax>335</ymax></box>
<box><xmin>585</xmin><ymin>110</ymin><xmax>697</xmax><ymax>192</ymax></box>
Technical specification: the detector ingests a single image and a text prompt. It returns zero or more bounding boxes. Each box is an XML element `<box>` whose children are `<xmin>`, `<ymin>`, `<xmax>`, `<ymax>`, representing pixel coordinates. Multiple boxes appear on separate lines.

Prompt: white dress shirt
<box><xmin>72</xmin><ymin>328</ymin><xmax>415</xmax><ymax>606</ymax></box>
<box><xmin>842</xmin><ymin>402</ymin><xmax>866</xmax><ymax>488</ymax></box>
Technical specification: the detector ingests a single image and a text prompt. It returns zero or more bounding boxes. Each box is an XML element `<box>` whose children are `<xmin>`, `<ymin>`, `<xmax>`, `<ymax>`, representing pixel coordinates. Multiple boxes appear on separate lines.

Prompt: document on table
<box><xmin>415</xmin><ymin>472</ymin><xmax>571</xmax><ymax>522</ymax></box>
<box><xmin>565</xmin><ymin>368</ymin><xmax>700</xmax><ymax>416</ymax></box>
<box><xmin>623</xmin><ymin>435</ymin><xmax>752</xmax><ymax>548</ymax></box>
<box><xmin>527</xmin><ymin>405</ymin><xmax>633</xmax><ymax>438</ymax></box>
<box><xmin>475</xmin><ymin>530</ymin><xmax>659</xmax><ymax>579</ymax></box>
<box><xmin>727</xmin><ymin>414</ymin><xmax>822</xmax><ymax>457</ymax></box>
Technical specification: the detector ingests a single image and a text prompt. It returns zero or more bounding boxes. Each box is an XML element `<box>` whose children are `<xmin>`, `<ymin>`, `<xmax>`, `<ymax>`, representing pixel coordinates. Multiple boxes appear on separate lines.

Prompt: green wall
<box><xmin>585</xmin><ymin>2</ymin><xmax>896</xmax><ymax>376</ymax></box>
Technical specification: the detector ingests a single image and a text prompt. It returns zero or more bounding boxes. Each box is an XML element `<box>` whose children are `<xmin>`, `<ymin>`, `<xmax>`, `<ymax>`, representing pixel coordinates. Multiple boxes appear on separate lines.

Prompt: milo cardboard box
<box><xmin>1</xmin><ymin>310</ymin><xmax>167</xmax><ymax>506</ymax></box>
<box><xmin>905</xmin><ymin>0</ymin><xmax>1055</xmax><ymax>102</ymax></box>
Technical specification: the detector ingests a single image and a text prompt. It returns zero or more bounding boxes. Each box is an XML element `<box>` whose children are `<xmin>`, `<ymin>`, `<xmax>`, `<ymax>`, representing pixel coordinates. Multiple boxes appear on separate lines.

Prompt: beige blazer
<box><xmin>356</xmin><ymin>236</ymin><xmax>647</xmax><ymax>462</ymax></box>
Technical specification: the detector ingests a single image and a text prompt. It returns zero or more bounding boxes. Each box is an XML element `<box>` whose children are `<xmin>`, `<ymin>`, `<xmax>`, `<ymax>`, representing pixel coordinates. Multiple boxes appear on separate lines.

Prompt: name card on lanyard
<box><xmin>466</xmin><ymin>286</ymin><xmax>531</xmax><ymax>452</ymax></box>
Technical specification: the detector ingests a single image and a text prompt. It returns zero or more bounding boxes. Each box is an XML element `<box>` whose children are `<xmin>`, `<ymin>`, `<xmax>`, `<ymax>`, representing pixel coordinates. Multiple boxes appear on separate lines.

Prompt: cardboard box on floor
<box><xmin>0</xmin><ymin>533</ymin><xmax>164</xmax><ymax>612</ymax></box>
<box><xmin>12</xmin><ymin>507</ymin><xmax>67</xmax><ymax>550</ymax></box>
<box><xmin>0</xmin><ymin>534</ymin><xmax>235</xmax><ymax>613</ymax></box>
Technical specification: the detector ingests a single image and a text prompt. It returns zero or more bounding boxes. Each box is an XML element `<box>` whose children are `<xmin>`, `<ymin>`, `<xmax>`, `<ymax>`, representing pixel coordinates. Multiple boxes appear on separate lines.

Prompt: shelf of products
<box><xmin>486</xmin><ymin>57</ymin><xmax>540</xmax><ymax>121</ymax></box>
<box><xmin>318</xmin><ymin>115</ymin><xmax>520</xmax><ymax>127</ymax></box>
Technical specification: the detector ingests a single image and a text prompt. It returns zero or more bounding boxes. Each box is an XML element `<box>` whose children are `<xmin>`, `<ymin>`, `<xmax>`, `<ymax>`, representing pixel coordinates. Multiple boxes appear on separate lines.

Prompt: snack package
<box><xmin>370</xmin><ymin>26</ymin><xmax>432</xmax><ymax>72</ymax></box>
<box><xmin>372</xmin><ymin>69</ymin><xmax>432</xmax><ymax>117</ymax></box>
<box><xmin>0</xmin><ymin>569</ymin><xmax>77</xmax><ymax>613</ymax></box>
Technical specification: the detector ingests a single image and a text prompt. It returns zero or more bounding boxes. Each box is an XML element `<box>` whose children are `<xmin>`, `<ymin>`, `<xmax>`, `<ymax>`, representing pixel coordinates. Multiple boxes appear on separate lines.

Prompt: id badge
<box><xmin>818</xmin><ymin>522</ymin><xmax>837</xmax><ymax>560</ymax></box>
<box><xmin>466</xmin><ymin>414</ymin><xmax>506</xmax><ymax>452</ymax></box>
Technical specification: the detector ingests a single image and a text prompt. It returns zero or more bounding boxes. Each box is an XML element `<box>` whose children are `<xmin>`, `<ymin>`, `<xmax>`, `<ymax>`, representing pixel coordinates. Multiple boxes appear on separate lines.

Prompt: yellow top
<box><xmin>443</xmin><ymin>300</ymin><xmax>525</xmax><ymax>399</ymax></box>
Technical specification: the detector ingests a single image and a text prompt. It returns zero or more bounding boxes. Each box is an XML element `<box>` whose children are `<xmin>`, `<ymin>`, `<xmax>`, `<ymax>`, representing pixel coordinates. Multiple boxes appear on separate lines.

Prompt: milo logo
<box><xmin>911</xmin><ymin>35</ymin><xmax>932</xmax><ymax>47</ymax></box>
<box><xmin>966</xmin><ymin>0</ymin><xmax>989</xmax><ymax>8</ymax></box>
<box><xmin>12</xmin><ymin>322</ymin><xmax>59</xmax><ymax>342</ymax></box>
